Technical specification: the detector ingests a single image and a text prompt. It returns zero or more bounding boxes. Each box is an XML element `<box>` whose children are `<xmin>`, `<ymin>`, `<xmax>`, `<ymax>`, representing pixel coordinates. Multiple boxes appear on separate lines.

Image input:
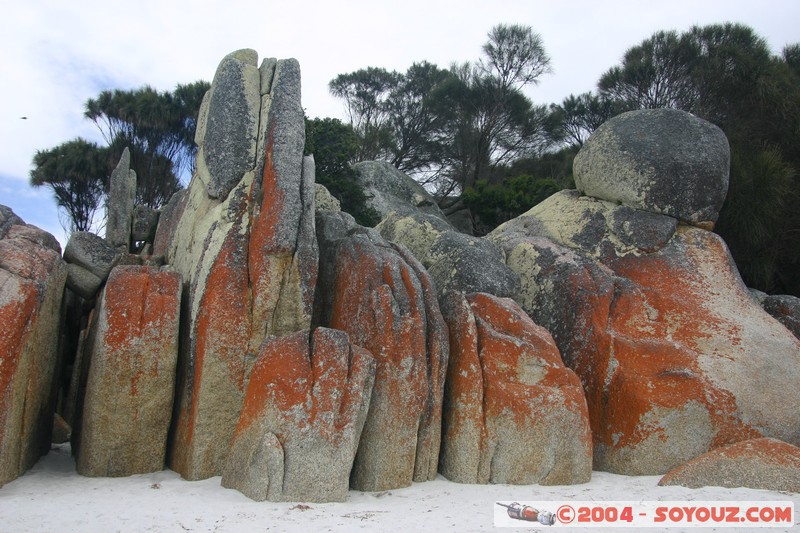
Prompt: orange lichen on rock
<box><xmin>322</xmin><ymin>235</ymin><xmax>447</xmax><ymax>491</ymax></box>
<box><xmin>440</xmin><ymin>292</ymin><xmax>592</xmax><ymax>485</ymax></box>
<box><xmin>588</xmin><ymin>227</ymin><xmax>800</xmax><ymax>474</ymax></box>
<box><xmin>223</xmin><ymin>328</ymin><xmax>375</xmax><ymax>502</ymax></box>
<box><xmin>170</xmin><ymin>213</ymin><xmax>252</xmax><ymax>479</ymax></box>
<box><xmin>76</xmin><ymin>266</ymin><xmax>181</xmax><ymax>477</ymax></box>
<box><xmin>659</xmin><ymin>437</ymin><xmax>800</xmax><ymax>492</ymax></box>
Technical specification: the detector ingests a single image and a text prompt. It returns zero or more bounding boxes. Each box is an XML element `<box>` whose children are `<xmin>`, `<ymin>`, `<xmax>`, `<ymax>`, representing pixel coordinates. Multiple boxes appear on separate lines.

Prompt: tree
<box><xmin>384</xmin><ymin>61</ymin><xmax>454</xmax><ymax>175</ymax></box>
<box><xmin>549</xmin><ymin>92</ymin><xmax>623</xmax><ymax>148</ymax></box>
<box><xmin>84</xmin><ymin>80</ymin><xmax>209</xmax><ymax>208</ymax></box>
<box><xmin>32</xmin><ymin>81</ymin><xmax>209</xmax><ymax>236</ymax></box>
<box><xmin>598</xmin><ymin>30</ymin><xmax>699</xmax><ymax>110</ymax></box>
<box><xmin>435</xmin><ymin>24</ymin><xmax>554</xmax><ymax>194</ymax></box>
<box><xmin>462</xmin><ymin>174</ymin><xmax>561</xmax><ymax>234</ymax></box>
<box><xmin>329</xmin><ymin>67</ymin><xmax>400</xmax><ymax>162</ymax></box>
<box><xmin>304</xmin><ymin>117</ymin><xmax>380</xmax><ymax>227</ymax></box>
<box><xmin>30</xmin><ymin>139</ymin><xmax>110</xmax><ymax>233</ymax></box>
<box><xmin>328</xmin><ymin>24</ymin><xmax>555</xmax><ymax>199</ymax></box>
<box><xmin>480</xmin><ymin>23</ymin><xmax>552</xmax><ymax>91</ymax></box>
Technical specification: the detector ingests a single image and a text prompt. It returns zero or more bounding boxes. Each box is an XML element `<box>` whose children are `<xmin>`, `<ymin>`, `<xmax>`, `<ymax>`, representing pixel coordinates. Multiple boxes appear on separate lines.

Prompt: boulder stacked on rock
<box><xmin>63</xmin><ymin>231</ymin><xmax>120</xmax><ymax>300</ymax></box>
<box><xmin>489</xmin><ymin>109</ymin><xmax>800</xmax><ymax>475</ymax></box>
<box><xmin>0</xmin><ymin>207</ymin><xmax>67</xmax><ymax>487</ymax></box>
<box><xmin>573</xmin><ymin>108</ymin><xmax>730</xmax><ymax>228</ymax></box>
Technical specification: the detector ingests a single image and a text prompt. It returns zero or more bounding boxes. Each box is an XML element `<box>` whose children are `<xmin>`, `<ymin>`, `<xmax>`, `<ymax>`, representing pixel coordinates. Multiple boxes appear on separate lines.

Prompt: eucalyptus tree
<box><xmin>549</xmin><ymin>92</ymin><xmax>623</xmax><ymax>148</ymax></box>
<box><xmin>438</xmin><ymin>23</ymin><xmax>554</xmax><ymax>193</ymax></box>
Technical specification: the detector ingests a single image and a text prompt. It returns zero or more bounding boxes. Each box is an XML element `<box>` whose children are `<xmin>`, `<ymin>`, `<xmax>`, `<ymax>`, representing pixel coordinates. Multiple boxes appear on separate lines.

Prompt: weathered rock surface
<box><xmin>658</xmin><ymin>438</ymin><xmax>800</xmax><ymax>493</ymax></box>
<box><xmin>63</xmin><ymin>231</ymin><xmax>120</xmax><ymax>283</ymax></box>
<box><xmin>166</xmin><ymin>52</ymin><xmax>318</xmax><ymax>480</ymax></box>
<box><xmin>314</xmin><ymin>183</ymin><xmax>341</xmax><ymax>212</ymax></box>
<box><xmin>489</xmin><ymin>120</ymin><xmax>800</xmax><ymax>476</ymax></box>
<box><xmin>440</xmin><ymin>292</ymin><xmax>592</xmax><ymax>485</ymax></box>
<box><xmin>131</xmin><ymin>205</ymin><xmax>159</xmax><ymax>244</ymax></box>
<box><xmin>152</xmin><ymin>189</ymin><xmax>188</xmax><ymax>259</ymax></box>
<box><xmin>65</xmin><ymin>263</ymin><xmax>104</xmax><ymax>300</ymax></box>
<box><xmin>222</xmin><ymin>328</ymin><xmax>375</xmax><ymax>502</ymax></box>
<box><xmin>105</xmin><ymin>147</ymin><xmax>137</xmax><ymax>251</ymax></box>
<box><xmin>0</xmin><ymin>206</ymin><xmax>66</xmax><ymax>487</ymax></box>
<box><xmin>762</xmin><ymin>294</ymin><xmax>800</xmax><ymax>340</ymax></box>
<box><xmin>352</xmin><ymin>161</ymin><xmax>447</xmax><ymax>223</ymax></box>
<box><xmin>199</xmin><ymin>49</ymin><xmax>261</xmax><ymax>200</ymax></box>
<box><xmin>574</xmin><ymin>109</ymin><xmax>730</xmax><ymax>226</ymax></box>
<box><xmin>75</xmin><ymin>266</ymin><xmax>181</xmax><ymax>477</ymax></box>
<box><xmin>314</xmin><ymin>213</ymin><xmax>448</xmax><ymax>490</ymax></box>
<box><xmin>378</xmin><ymin>212</ymin><xmax>519</xmax><ymax>298</ymax></box>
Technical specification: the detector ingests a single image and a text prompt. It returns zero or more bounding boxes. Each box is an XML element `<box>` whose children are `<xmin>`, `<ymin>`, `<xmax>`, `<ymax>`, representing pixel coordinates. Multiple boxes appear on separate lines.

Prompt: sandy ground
<box><xmin>0</xmin><ymin>443</ymin><xmax>797</xmax><ymax>532</ymax></box>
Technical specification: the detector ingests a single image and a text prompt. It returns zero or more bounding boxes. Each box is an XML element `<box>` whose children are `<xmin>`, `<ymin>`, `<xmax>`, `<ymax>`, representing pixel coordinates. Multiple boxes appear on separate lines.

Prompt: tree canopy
<box><xmin>30</xmin><ymin>139</ymin><xmax>110</xmax><ymax>234</ymax></box>
<box><xmin>84</xmin><ymin>81</ymin><xmax>209</xmax><ymax>207</ymax></box>
<box><xmin>329</xmin><ymin>24</ymin><xmax>555</xmax><ymax>197</ymax></box>
<box><xmin>31</xmin><ymin>81</ymin><xmax>209</xmax><ymax>236</ymax></box>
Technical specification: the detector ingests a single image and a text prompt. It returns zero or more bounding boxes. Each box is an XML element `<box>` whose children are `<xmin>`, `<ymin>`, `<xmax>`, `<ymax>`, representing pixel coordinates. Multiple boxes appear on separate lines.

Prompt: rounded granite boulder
<box><xmin>573</xmin><ymin>109</ymin><xmax>730</xmax><ymax>226</ymax></box>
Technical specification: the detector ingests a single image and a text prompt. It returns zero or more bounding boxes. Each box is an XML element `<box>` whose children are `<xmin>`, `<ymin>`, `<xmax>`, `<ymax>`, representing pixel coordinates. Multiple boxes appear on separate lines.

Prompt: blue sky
<box><xmin>2</xmin><ymin>0</ymin><xmax>799</xmax><ymax>249</ymax></box>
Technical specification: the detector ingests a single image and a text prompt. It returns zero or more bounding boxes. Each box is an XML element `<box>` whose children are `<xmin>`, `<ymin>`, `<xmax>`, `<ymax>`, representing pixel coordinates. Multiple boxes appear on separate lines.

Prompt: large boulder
<box><xmin>352</xmin><ymin>161</ymin><xmax>447</xmax><ymax>223</ymax></box>
<box><xmin>314</xmin><ymin>212</ymin><xmax>448</xmax><ymax>491</ymax></box>
<box><xmin>166</xmin><ymin>52</ymin><xmax>318</xmax><ymax>480</ymax></box>
<box><xmin>222</xmin><ymin>328</ymin><xmax>375</xmax><ymax>502</ymax></box>
<box><xmin>75</xmin><ymin>266</ymin><xmax>181</xmax><ymax>477</ymax></box>
<box><xmin>659</xmin><ymin>438</ymin><xmax>800</xmax><ymax>493</ymax></box>
<box><xmin>378</xmin><ymin>212</ymin><xmax>519</xmax><ymax>298</ymax></box>
<box><xmin>573</xmin><ymin>109</ymin><xmax>730</xmax><ymax>226</ymax></box>
<box><xmin>489</xmin><ymin>128</ymin><xmax>800</xmax><ymax>476</ymax></box>
<box><xmin>0</xmin><ymin>207</ymin><xmax>66</xmax><ymax>487</ymax></box>
<box><xmin>439</xmin><ymin>292</ymin><xmax>592</xmax><ymax>485</ymax></box>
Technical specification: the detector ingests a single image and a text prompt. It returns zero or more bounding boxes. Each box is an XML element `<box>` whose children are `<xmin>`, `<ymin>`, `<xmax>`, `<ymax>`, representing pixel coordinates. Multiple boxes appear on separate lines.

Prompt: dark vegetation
<box><xmin>30</xmin><ymin>23</ymin><xmax>800</xmax><ymax>296</ymax></box>
<box><xmin>30</xmin><ymin>82</ymin><xmax>209</xmax><ymax>233</ymax></box>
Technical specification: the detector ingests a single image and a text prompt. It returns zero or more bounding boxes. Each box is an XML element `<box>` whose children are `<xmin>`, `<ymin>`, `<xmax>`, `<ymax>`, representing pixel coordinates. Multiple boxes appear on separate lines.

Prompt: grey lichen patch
<box><xmin>202</xmin><ymin>50</ymin><xmax>262</xmax><ymax>200</ymax></box>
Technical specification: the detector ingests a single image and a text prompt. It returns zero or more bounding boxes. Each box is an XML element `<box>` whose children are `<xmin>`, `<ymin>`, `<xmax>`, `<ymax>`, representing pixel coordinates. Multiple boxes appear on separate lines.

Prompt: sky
<box><xmin>2</xmin><ymin>0</ymin><xmax>799</xmax><ymax>248</ymax></box>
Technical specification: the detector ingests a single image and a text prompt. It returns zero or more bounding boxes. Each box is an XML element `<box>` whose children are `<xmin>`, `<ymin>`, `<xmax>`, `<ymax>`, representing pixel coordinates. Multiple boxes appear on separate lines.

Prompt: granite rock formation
<box><xmin>164</xmin><ymin>50</ymin><xmax>318</xmax><ymax>480</ymax></box>
<box><xmin>439</xmin><ymin>292</ymin><xmax>592</xmax><ymax>485</ymax></box>
<box><xmin>489</xmin><ymin>110</ymin><xmax>800</xmax><ymax>475</ymax></box>
<box><xmin>0</xmin><ymin>207</ymin><xmax>67</xmax><ymax>487</ymax></box>
<box><xmin>222</xmin><ymin>327</ymin><xmax>375</xmax><ymax>502</ymax></box>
